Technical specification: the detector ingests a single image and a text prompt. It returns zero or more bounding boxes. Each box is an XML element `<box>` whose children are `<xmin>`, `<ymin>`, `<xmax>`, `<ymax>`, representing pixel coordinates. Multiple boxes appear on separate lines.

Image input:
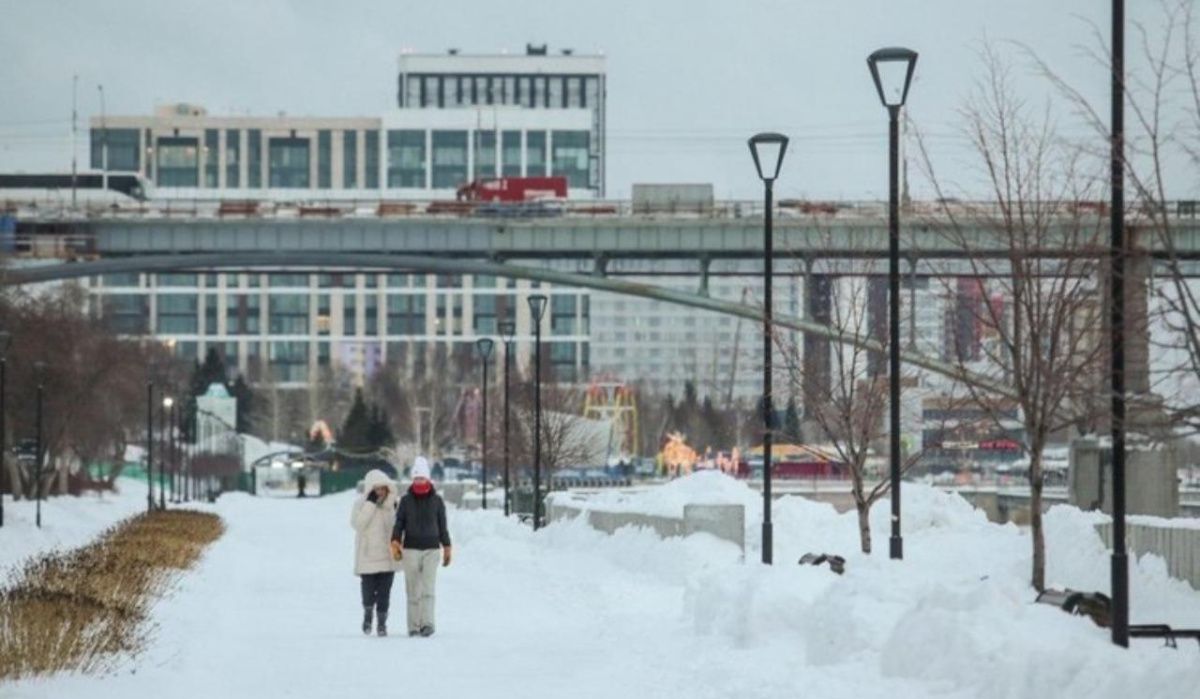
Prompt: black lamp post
<box><xmin>476</xmin><ymin>336</ymin><xmax>495</xmax><ymax>510</ymax></box>
<box><xmin>528</xmin><ymin>294</ymin><xmax>548</xmax><ymax>530</ymax></box>
<box><xmin>1109</xmin><ymin>0</ymin><xmax>1129</xmax><ymax>648</ymax></box>
<box><xmin>170</xmin><ymin>400</ymin><xmax>179</xmax><ymax>503</ymax></box>
<box><xmin>748</xmin><ymin>132</ymin><xmax>788</xmax><ymax>565</ymax></box>
<box><xmin>0</xmin><ymin>330</ymin><xmax>10</xmax><ymax>528</ymax></box>
<box><xmin>867</xmin><ymin>46</ymin><xmax>918</xmax><ymax>561</ymax></box>
<box><xmin>146</xmin><ymin>381</ymin><xmax>154</xmax><ymax>513</ymax></box>
<box><xmin>33</xmin><ymin>360</ymin><xmax>45</xmax><ymax>529</ymax></box>
<box><xmin>499</xmin><ymin>319</ymin><xmax>516</xmax><ymax>517</ymax></box>
<box><xmin>160</xmin><ymin>395</ymin><xmax>173</xmax><ymax>509</ymax></box>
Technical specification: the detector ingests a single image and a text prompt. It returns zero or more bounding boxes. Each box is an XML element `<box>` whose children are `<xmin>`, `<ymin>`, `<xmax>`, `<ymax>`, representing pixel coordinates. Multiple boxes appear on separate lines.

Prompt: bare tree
<box><xmin>780</xmin><ymin>268</ymin><xmax>932</xmax><ymax>554</ymax></box>
<box><xmin>916</xmin><ymin>45</ymin><xmax>1107</xmax><ymax>590</ymax></box>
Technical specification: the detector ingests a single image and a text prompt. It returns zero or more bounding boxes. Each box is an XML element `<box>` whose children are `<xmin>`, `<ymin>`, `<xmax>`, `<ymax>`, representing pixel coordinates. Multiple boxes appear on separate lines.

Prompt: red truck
<box><xmin>456</xmin><ymin>176</ymin><xmax>568</xmax><ymax>202</ymax></box>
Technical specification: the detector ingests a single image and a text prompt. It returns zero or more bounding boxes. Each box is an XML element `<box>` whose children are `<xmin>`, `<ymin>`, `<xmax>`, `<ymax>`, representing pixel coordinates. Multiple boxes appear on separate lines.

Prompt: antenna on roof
<box><xmin>526</xmin><ymin>43</ymin><xmax>547</xmax><ymax>56</ymax></box>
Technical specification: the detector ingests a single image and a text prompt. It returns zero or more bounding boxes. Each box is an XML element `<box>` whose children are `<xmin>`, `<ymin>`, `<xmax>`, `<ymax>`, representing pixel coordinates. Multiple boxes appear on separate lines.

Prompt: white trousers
<box><xmin>402</xmin><ymin>548</ymin><xmax>441</xmax><ymax>632</ymax></box>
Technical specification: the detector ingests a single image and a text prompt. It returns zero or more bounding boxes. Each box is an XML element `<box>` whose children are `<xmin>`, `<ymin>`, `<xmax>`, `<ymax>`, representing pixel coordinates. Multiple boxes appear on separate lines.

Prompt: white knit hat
<box><xmin>410</xmin><ymin>456</ymin><xmax>431</xmax><ymax>481</ymax></box>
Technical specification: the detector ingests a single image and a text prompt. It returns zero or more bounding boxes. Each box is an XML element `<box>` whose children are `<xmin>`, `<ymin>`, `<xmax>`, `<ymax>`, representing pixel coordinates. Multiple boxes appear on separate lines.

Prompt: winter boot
<box><xmin>362</xmin><ymin>606</ymin><xmax>373</xmax><ymax>636</ymax></box>
<box><xmin>377</xmin><ymin>611</ymin><xmax>388</xmax><ymax>637</ymax></box>
<box><xmin>419</xmin><ymin>624</ymin><xmax>435</xmax><ymax>637</ymax></box>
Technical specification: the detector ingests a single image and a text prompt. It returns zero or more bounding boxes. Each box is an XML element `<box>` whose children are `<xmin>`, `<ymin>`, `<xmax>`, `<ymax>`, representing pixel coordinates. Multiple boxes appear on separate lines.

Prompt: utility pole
<box><xmin>71</xmin><ymin>75</ymin><xmax>78</xmax><ymax>209</ymax></box>
<box><xmin>98</xmin><ymin>84</ymin><xmax>108</xmax><ymax>195</ymax></box>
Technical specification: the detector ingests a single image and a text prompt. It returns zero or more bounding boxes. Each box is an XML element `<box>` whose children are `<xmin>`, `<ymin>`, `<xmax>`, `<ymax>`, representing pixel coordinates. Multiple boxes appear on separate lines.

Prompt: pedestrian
<box><xmin>389</xmin><ymin>456</ymin><xmax>452</xmax><ymax>637</ymax></box>
<box><xmin>351</xmin><ymin>468</ymin><xmax>400</xmax><ymax>637</ymax></box>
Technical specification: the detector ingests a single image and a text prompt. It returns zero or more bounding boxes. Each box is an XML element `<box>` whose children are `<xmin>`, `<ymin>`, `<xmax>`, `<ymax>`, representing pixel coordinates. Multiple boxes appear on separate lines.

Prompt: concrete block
<box><xmin>683</xmin><ymin>504</ymin><xmax>745</xmax><ymax>551</ymax></box>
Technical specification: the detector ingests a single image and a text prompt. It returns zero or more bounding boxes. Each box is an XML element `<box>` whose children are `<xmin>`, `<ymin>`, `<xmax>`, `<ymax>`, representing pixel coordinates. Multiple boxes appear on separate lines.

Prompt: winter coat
<box><xmin>351</xmin><ymin>469</ymin><xmax>401</xmax><ymax>575</ymax></box>
<box><xmin>391</xmin><ymin>486</ymin><xmax>451</xmax><ymax>551</ymax></box>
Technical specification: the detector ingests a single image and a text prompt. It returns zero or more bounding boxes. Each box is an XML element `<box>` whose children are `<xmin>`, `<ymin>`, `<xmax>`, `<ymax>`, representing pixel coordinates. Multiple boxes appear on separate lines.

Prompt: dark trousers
<box><xmin>360</xmin><ymin>572</ymin><xmax>395</xmax><ymax>613</ymax></box>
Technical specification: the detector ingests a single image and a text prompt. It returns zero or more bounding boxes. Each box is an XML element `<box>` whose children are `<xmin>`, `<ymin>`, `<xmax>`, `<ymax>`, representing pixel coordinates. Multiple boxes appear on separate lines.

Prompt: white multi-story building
<box><xmin>88</xmin><ymin>45</ymin><xmax>606</xmax><ymax>200</ymax></box>
<box><xmin>85</xmin><ymin>270</ymin><xmax>591</xmax><ymax>388</ymax></box>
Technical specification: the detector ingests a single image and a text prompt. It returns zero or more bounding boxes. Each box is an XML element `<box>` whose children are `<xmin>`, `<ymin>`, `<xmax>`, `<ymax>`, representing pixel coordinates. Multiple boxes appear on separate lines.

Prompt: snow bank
<box><xmin>0</xmin><ymin>478</ymin><xmax>150</xmax><ymax>582</ymax></box>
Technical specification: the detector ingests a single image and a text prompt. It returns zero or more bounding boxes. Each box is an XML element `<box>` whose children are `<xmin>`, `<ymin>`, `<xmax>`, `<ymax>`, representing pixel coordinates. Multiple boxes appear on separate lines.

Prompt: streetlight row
<box><xmin>472</xmin><ymin>296</ymin><xmax>548</xmax><ymax>528</ymax></box>
<box><xmin>748</xmin><ymin>48</ymin><xmax>919</xmax><ymax>566</ymax></box>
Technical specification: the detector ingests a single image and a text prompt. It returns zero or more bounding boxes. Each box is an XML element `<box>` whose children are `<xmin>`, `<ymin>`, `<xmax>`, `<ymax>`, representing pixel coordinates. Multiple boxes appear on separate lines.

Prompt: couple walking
<box><xmin>351</xmin><ymin>456</ymin><xmax>451</xmax><ymax>638</ymax></box>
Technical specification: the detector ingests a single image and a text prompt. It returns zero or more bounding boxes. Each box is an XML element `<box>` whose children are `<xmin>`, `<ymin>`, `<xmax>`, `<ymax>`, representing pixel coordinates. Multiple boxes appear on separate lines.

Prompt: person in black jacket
<box><xmin>389</xmin><ymin>456</ymin><xmax>452</xmax><ymax>637</ymax></box>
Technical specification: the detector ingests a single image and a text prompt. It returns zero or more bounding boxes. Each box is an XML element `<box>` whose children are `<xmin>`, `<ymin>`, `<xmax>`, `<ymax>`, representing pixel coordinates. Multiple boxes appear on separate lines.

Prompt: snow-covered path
<box><xmin>6</xmin><ymin>476</ymin><xmax>1200</xmax><ymax>698</ymax></box>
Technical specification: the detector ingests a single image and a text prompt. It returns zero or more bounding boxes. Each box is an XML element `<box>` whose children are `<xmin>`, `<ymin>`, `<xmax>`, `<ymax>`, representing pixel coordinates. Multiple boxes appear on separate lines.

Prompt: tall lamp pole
<box><xmin>499</xmin><ymin>319</ymin><xmax>516</xmax><ymax>517</ymax></box>
<box><xmin>160</xmin><ymin>395</ymin><xmax>173</xmax><ymax>509</ymax></box>
<box><xmin>476</xmin><ymin>337</ymin><xmax>495</xmax><ymax>510</ymax></box>
<box><xmin>0</xmin><ymin>330</ymin><xmax>10</xmax><ymax>528</ymax></box>
<box><xmin>867</xmin><ymin>46</ymin><xmax>918</xmax><ymax>561</ymax></box>
<box><xmin>1109</xmin><ymin>0</ymin><xmax>1129</xmax><ymax>648</ymax></box>
<box><xmin>33</xmin><ymin>361</ymin><xmax>46</xmax><ymax>529</ymax></box>
<box><xmin>528</xmin><ymin>295</ymin><xmax>548</xmax><ymax>530</ymax></box>
<box><xmin>748</xmin><ymin>132</ymin><xmax>788</xmax><ymax>565</ymax></box>
<box><xmin>146</xmin><ymin>381</ymin><xmax>154</xmax><ymax>513</ymax></box>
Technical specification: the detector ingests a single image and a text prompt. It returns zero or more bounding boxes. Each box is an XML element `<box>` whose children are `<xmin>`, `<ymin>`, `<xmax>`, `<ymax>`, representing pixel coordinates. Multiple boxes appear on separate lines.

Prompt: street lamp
<box><xmin>33</xmin><ymin>360</ymin><xmax>45</xmax><ymax>529</ymax></box>
<box><xmin>1109</xmin><ymin>0</ymin><xmax>1129</xmax><ymax>648</ymax></box>
<box><xmin>527</xmin><ymin>294</ymin><xmax>548</xmax><ymax>530</ymax></box>
<box><xmin>0</xmin><ymin>330</ymin><xmax>10</xmax><ymax>528</ymax></box>
<box><xmin>867</xmin><ymin>46</ymin><xmax>918</xmax><ymax>561</ymax></box>
<box><xmin>146</xmin><ymin>381</ymin><xmax>154</xmax><ymax>513</ymax></box>
<box><xmin>748</xmin><ymin>132</ymin><xmax>788</xmax><ymax>565</ymax></box>
<box><xmin>161</xmin><ymin>395</ymin><xmax>173</xmax><ymax>509</ymax></box>
<box><xmin>170</xmin><ymin>399</ymin><xmax>179</xmax><ymax>503</ymax></box>
<box><xmin>476</xmin><ymin>337</ymin><xmax>495</xmax><ymax>510</ymax></box>
<box><xmin>499</xmin><ymin>319</ymin><xmax>516</xmax><ymax>517</ymax></box>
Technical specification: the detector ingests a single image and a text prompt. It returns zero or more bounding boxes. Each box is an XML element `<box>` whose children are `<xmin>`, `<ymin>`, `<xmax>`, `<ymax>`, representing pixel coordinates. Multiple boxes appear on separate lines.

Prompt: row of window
<box><xmin>102</xmin><ymin>271</ymin><xmax>522</xmax><ymax>289</ymax></box>
<box><xmin>90</xmin><ymin>128</ymin><xmax>592</xmax><ymax>189</ymax></box>
<box><xmin>398</xmin><ymin>73</ymin><xmax>602</xmax><ymax>110</ymax></box>
<box><xmin>100</xmin><ymin>292</ymin><xmax>588</xmax><ymax>337</ymax></box>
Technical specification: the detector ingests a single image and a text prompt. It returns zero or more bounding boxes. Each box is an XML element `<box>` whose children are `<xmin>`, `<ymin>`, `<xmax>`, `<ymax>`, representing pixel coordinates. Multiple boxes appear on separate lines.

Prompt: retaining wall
<box><xmin>548</xmin><ymin>496</ymin><xmax>745</xmax><ymax>552</ymax></box>
<box><xmin>1095</xmin><ymin>521</ymin><xmax>1200</xmax><ymax>590</ymax></box>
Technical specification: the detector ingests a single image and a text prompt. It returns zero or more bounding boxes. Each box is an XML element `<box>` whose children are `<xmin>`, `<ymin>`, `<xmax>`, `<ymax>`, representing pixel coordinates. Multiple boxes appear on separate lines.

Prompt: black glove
<box><xmin>366</xmin><ymin>489</ymin><xmax>379</xmax><ymax>504</ymax></box>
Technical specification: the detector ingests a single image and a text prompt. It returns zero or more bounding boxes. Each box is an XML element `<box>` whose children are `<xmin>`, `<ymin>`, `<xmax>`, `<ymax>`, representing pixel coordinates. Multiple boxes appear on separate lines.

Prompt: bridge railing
<box><xmin>13</xmin><ymin>196</ymin><xmax>1199</xmax><ymax>225</ymax></box>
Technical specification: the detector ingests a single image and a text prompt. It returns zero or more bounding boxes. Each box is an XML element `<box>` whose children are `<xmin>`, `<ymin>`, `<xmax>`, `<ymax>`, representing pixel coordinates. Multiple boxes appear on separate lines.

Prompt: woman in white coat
<box><xmin>351</xmin><ymin>469</ymin><xmax>401</xmax><ymax>636</ymax></box>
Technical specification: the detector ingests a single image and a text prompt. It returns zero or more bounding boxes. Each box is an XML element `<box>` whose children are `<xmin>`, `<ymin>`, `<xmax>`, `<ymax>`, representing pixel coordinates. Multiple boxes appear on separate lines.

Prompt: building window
<box><xmin>549</xmin><ymin>76</ymin><xmax>564</xmax><ymax>109</ymax></box>
<box><xmin>502</xmin><ymin>131</ymin><xmax>521</xmax><ymax>176</ymax></box>
<box><xmin>102</xmin><ymin>294</ymin><xmax>148</xmax><ymax>334</ymax></box>
<box><xmin>552</xmin><ymin>131</ymin><xmax>590</xmax><ymax>188</ymax></box>
<box><xmin>248</xmin><ymin>129</ymin><xmax>262</xmax><ymax>188</ymax></box>
<box><xmin>158</xmin><ymin>294</ymin><xmax>198</xmax><ymax>333</ymax></box>
<box><xmin>475</xmin><ymin>130</ymin><xmax>496</xmax><ymax>180</ymax></box>
<box><xmin>204</xmin><ymin>295</ymin><xmax>218</xmax><ymax>333</ymax></box>
<box><xmin>268</xmin><ymin>341</ymin><xmax>308</xmax><ymax>383</ymax></box>
<box><xmin>226</xmin><ymin>130</ymin><xmax>240</xmax><ymax>188</ymax></box>
<box><xmin>388</xmin><ymin>130</ymin><xmax>426</xmax><ymax>188</ymax></box>
<box><xmin>343</xmin><ymin>130</ymin><xmax>358</xmax><ymax>188</ymax></box>
<box><xmin>158</xmin><ymin>273</ymin><xmax>198</xmax><ymax>287</ymax></box>
<box><xmin>551</xmin><ymin>294</ymin><xmax>577</xmax><ymax>335</ymax></box>
<box><xmin>365</xmin><ymin>295</ymin><xmax>378</xmax><ymax>335</ymax></box>
<box><xmin>317</xmin><ymin>130</ymin><xmax>331</xmax><ymax>189</ymax></box>
<box><xmin>226</xmin><ymin>294</ymin><xmax>260</xmax><ymax>335</ymax></box>
<box><xmin>526</xmin><ymin>131</ymin><xmax>546</xmax><ymax>176</ymax></box>
<box><xmin>201</xmin><ymin>129</ymin><xmax>218</xmax><ymax>188</ymax></box>
<box><xmin>156</xmin><ymin>137</ymin><xmax>199</xmax><ymax>187</ymax></box>
<box><xmin>365</xmin><ymin>130</ymin><xmax>379</xmax><ymax>188</ymax></box>
<box><xmin>568</xmin><ymin>77</ymin><xmax>583</xmax><ymax>108</ymax></box>
<box><xmin>387</xmin><ymin>294</ymin><xmax>425</xmax><ymax>335</ymax></box>
<box><xmin>431</xmin><ymin>131</ymin><xmax>467</xmax><ymax>189</ymax></box>
<box><xmin>473</xmin><ymin>294</ymin><xmax>497</xmax><ymax>334</ymax></box>
<box><xmin>343</xmin><ymin>294</ymin><xmax>357</xmax><ymax>335</ymax></box>
<box><xmin>102</xmin><ymin>272</ymin><xmax>140</xmax><ymax>287</ymax></box>
<box><xmin>269</xmin><ymin>273</ymin><xmax>309</xmax><ymax>287</ymax></box>
<box><xmin>268</xmin><ymin>137</ymin><xmax>310</xmax><ymax>188</ymax></box>
<box><xmin>90</xmin><ymin>128</ymin><xmax>140</xmax><ymax>172</ymax></box>
<box><xmin>269</xmin><ymin>294</ymin><xmax>309</xmax><ymax>334</ymax></box>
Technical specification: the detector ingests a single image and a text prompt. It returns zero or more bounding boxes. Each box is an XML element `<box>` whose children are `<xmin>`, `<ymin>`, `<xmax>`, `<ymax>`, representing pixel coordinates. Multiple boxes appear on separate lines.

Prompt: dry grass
<box><xmin>0</xmin><ymin>509</ymin><xmax>224</xmax><ymax>680</ymax></box>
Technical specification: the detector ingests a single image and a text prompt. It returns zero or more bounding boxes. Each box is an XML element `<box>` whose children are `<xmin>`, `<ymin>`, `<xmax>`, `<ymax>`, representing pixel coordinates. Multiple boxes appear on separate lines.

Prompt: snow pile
<box><xmin>0</xmin><ymin>478</ymin><xmax>150</xmax><ymax>581</ymax></box>
<box><xmin>7</xmin><ymin>472</ymin><xmax>1200</xmax><ymax>699</ymax></box>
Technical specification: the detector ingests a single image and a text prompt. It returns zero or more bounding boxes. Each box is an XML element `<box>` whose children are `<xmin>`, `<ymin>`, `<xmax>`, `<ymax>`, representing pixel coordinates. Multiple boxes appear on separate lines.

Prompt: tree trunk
<box><xmin>1029</xmin><ymin>447</ymin><xmax>1046</xmax><ymax>591</ymax></box>
<box><xmin>857</xmin><ymin>502</ymin><xmax>873</xmax><ymax>554</ymax></box>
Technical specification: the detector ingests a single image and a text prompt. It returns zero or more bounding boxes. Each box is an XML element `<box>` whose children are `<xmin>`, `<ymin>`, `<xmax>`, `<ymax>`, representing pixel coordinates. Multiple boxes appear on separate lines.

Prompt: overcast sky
<box><xmin>0</xmin><ymin>0</ymin><xmax>1188</xmax><ymax>199</ymax></box>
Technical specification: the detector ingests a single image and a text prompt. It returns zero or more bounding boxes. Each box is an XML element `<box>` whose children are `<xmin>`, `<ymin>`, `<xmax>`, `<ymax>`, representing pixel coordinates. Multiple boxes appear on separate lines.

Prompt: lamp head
<box><xmin>867</xmin><ymin>47</ymin><xmax>918</xmax><ymax>108</ymax></box>
<box><xmin>748</xmin><ymin>132</ymin><xmax>789</xmax><ymax>183</ymax></box>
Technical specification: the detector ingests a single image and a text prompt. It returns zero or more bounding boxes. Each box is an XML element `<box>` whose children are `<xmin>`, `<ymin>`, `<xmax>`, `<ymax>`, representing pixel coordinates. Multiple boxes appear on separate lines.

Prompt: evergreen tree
<box><xmin>366</xmin><ymin>404</ymin><xmax>395</xmax><ymax>451</ymax></box>
<box><xmin>701</xmin><ymin>396</ymin><xmax>727</xmax><ymax>449</ymax></box>
<box><xmin>784</xmin><ymin>396</ymin><xmax>802</xmax><ymax>444</ymax></box>
<box><xmin>339</xmin><ymin>388</ymin><xmax>371</xmax><ymax>452</ymax></box>
<box><xmin>230</xmin><ymin>375</ymin><xmax>254</xmax><ymax>433</ymax></box>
